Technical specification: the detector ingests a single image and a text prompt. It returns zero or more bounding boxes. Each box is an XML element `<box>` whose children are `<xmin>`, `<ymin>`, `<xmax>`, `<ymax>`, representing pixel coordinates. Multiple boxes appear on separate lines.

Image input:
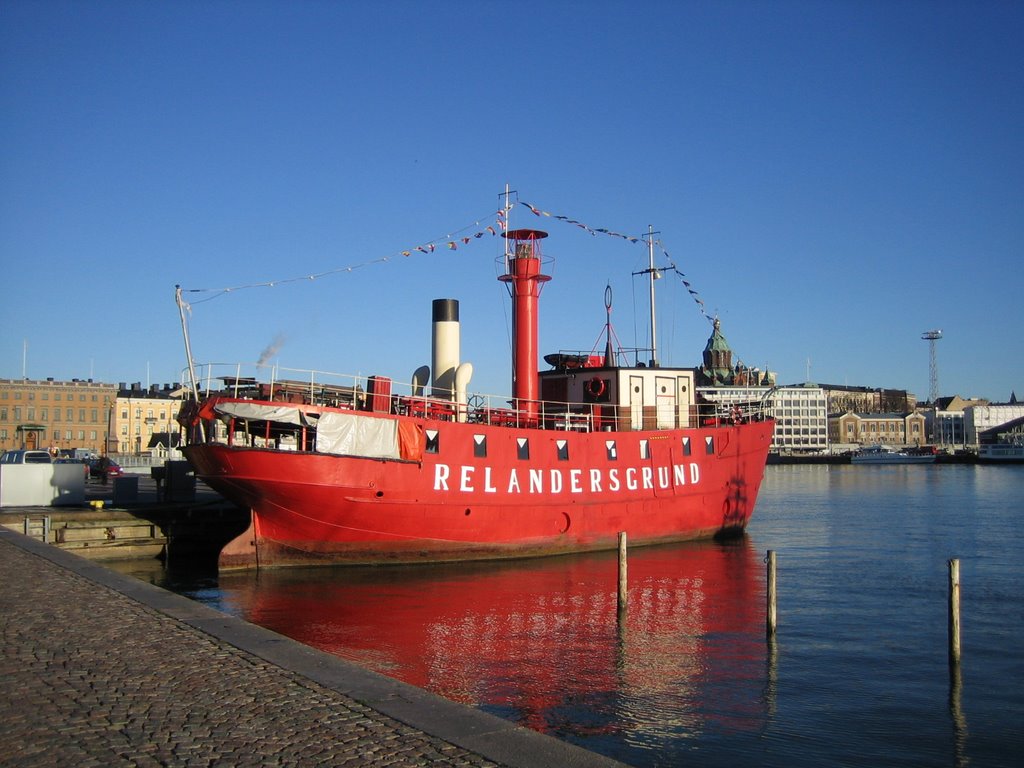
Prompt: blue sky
<box><xmin>2</xmin><ymin>0</ymin><xmax>1021</xmax><ymax>403</ymax></box>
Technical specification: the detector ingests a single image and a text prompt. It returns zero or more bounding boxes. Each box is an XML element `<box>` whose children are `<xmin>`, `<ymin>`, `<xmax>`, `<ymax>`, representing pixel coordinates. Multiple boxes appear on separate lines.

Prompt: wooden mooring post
<box><xmin>617</xmin><ymin>532</ymin><xmax>627</xmax><ymax>617</ymax></box>
<box><xmin>766</xmin><ymin>549</ymin><xmax>777</xmax><ymax>640</ymax></box>
<box><xmin>948</xmin><ymin>558</ymin><xmax>961</xmax><ymax>666</ymax></box>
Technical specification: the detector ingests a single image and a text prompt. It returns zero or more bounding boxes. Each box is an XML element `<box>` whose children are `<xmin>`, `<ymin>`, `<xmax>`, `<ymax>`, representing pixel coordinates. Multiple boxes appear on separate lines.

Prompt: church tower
<box><xmin>699</xmin><ymin>317</ymin><xmax>734</xmax><ymax>385</ymax></box>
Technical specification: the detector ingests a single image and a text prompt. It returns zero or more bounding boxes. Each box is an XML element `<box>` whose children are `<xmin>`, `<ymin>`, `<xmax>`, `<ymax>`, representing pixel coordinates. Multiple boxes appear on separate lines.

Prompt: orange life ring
<box><xmin>586</xmin><ymin>377</ymin><xmax>607</xmax><ymax>399</ymax></box>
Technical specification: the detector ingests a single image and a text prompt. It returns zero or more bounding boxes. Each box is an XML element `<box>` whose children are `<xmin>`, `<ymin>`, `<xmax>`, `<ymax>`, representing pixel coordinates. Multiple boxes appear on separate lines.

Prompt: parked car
<box><xmin>88</xmin><ymin>457</ymin><xmax>123</xmax><ymax>480</ymax></box>
<box><xmin>0</xmin><ymin>449</ymin><xmax>53</xmax><ymax>464</ymax></box>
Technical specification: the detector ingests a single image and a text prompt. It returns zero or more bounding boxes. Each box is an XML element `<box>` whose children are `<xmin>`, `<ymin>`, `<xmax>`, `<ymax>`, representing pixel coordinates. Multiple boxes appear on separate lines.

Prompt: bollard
<box><xmin>617</xmin><ymin>532</ymin><xmax>627</xmax><ymax>616</ymax></box>
<box><xmin>766</xmin><ymin>550</ymin><xmax>777</xmax><ymax>640</ymax></box>
<box><xmin>948</xmin><ymin>558</ymin><xmax>961</xmax><ymax>666</ymax></box>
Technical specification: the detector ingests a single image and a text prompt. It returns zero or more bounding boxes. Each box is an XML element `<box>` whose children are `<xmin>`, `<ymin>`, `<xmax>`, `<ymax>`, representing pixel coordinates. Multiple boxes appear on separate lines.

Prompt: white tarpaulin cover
<box><xmin>315</xmin><ymin>411</ymin><xmax>400</xmax><ymax>458</ymax></box>
<box><xmin>213</xmin><ymin>402</ymin><xmax>310</xmax><ymax>426</ymax></box>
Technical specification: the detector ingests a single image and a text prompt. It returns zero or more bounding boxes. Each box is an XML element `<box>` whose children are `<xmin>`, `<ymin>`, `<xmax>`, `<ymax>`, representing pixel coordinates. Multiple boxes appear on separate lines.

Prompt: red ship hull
<box><xmin>185</xmin><ymin>411</ymin><xmax>773</xmax><ymax>568</ymax></box>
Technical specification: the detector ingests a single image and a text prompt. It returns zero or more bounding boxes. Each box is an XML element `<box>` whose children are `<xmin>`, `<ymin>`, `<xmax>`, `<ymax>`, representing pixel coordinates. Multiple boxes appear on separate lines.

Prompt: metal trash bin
<box><xmin>113</xmin><ymin>475</ymin><xmax>139</xmax><ymax>504</ymax></box>
<box><xmin>165</xmin><ymin>460</ymin><xmax>195</xmax><ymax>502</ymax></box>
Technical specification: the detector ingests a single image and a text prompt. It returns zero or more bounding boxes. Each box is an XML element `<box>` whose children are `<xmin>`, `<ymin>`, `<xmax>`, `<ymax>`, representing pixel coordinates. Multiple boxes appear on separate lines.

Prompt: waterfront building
<box><xmin>926</xmin><ymin>395</ymin><xmax>989</xmax><ymax>449</ymax></box>
<box><xmin>0</xmin><ymin>377</ymin><xmax>187</xmax><ymax>458</ymax></box>
<box><xmin>697</xmin><ymin>383</ymin><xmax>829</xmax><ymax>454</ymax></box>
<box><xmin>0</xmin><ymin>378</ymin><xmax>117</xmax><ymax>455</ymax></box>
<box><xmin>964</xmin><ymin>403</ymin><xmax>1024</xmax><ymax>446</ymax></box>
<box><xmin>112</xmin><ymin>383</ymin><xmax>186</xmax><ymax>456</ymax></box>
<box><xmin>820</xmin><ymin>384</ymin><xmax>917</xmax><ymax>415</ymax></box>
<box><xmin>829</xmin><ymin>411</ymin><xmax>927</xmax><ymax>447</ymax></box>
<box><xmin>769</xmin><ymin>383</ymin><xmax>829</xmax><ymax>453</ymax></box>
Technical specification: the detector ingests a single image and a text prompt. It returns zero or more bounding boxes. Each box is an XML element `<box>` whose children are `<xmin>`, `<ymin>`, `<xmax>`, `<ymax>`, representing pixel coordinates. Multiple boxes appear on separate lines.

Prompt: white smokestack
<box><xmin>431</xmin><ymin>299</ymin><xmax>459</xmax><ymax>400</ymax></box>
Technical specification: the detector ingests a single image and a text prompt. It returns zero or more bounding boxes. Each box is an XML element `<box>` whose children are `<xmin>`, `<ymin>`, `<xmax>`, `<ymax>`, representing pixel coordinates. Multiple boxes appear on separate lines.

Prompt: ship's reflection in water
<box><xmin>205</xmin><ymin>538</ymin><xmax>768</xmax><ymax>758</ymax></box>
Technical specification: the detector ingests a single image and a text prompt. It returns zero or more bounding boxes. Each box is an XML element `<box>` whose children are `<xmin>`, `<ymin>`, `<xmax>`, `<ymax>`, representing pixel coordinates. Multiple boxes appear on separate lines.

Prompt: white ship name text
<box><xmin>432</xmin><ymin>462</ymin><xmax>701</xmax><ymax>494</ymax></box>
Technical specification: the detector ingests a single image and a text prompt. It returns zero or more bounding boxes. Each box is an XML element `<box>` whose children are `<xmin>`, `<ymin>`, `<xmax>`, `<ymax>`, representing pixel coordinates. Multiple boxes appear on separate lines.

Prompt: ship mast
<box><xmin>503</xmin><ymin>183</ymin><xmax>512</xmax><ymax>265</ymax></box>
<box><xmin>646</xmin><ymin>225</ymin><xmax>658</xmax><ymax>367</ymax></box>
<box><xmin>175</xmin><ymin>285</ymin><xmax>201</xmax><ymax>402</ymax></box>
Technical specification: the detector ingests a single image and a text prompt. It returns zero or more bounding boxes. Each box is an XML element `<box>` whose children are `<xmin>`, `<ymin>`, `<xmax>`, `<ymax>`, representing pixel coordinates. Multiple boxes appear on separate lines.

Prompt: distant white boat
<box><xmin>851</xmin><ymin>445</ymin><xmax>937</xmax><ymax>465</ymax></box>
<box><xmin>977</xmin><ymin>439</ymin><xmax>1024</xmax><ymax>463</ymax></box>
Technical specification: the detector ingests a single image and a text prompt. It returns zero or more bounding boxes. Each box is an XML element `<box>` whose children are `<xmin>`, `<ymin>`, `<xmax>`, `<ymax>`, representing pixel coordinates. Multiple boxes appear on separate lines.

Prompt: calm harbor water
<box><xmin>112</xmin><ymin>464</ymin><xmax>1024</xmax><ymax>767</ymax></box>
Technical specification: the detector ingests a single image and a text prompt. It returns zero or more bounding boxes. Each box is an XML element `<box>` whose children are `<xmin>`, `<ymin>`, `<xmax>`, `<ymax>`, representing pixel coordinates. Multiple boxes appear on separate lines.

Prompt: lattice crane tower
<box><xmin>922</xmin><ymin>330</ymin><xmax>942</xmax><ymax>403</ymax></box>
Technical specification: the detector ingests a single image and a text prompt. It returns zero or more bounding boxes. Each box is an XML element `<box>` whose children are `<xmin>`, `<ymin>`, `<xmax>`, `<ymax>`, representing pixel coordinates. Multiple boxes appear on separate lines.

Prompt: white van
<box><xmin>0</xmin><ymin>450</ymin><xmax>53</xmax><ymax>464</ymax></box>
<box><xmin>0</xmin><ymin>449</ymin><xmax>83</xmax><ymax>507</ymax></box>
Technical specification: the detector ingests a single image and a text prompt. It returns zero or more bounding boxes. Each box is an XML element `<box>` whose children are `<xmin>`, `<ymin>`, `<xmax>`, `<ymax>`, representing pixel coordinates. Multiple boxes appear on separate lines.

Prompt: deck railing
<box><xmin>183</xmin><ymin>362</ymin><xmax>773</xmax><ymax>437</ymax></box>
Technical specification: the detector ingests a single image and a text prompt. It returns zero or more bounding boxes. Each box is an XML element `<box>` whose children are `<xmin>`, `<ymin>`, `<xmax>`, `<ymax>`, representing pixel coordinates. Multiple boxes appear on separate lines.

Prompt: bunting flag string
<box><xmin>182</xmin><ymin>198</ymin><xmax>715</xmax><ymax>326</ymax></box>
<box><xmin>512</xmin><ymin>201</ymin><xmax>712</xmax><ymax>324</ymax></box>
<box><xmin>655</xmin><ymin>243</ymin><xmax>714</xmax><ymax>325</ymax></box>
<box><xmin>183</xmin><ymin>207</ymin><xmax>511</xmax><ymax>300</ymax></box>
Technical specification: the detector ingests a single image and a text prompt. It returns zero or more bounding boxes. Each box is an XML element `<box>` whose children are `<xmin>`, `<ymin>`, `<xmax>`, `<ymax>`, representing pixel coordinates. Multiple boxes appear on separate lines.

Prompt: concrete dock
<box><xmin>0</xmin><ymin>529</ymin><xmax>625</xmax><ymax>767</ymax></box>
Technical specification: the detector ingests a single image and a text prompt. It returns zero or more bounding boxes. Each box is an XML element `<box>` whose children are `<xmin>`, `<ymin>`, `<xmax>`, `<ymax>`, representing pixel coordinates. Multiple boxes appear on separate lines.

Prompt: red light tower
<box><xmin>499</xmin><ymin>229</ymin><xmax>551</xmax><ymax>419</ymax></box>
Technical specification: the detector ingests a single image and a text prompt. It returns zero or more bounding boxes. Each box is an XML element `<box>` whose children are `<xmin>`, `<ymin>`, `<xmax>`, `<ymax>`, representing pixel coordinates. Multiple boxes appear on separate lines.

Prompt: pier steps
<box><xmin>3</xmin><ymin>509</ymin><xmax>168</xmax><ymax>560</ymax></box>
<box><xmin>1</xmin><ymin>487</ymin><xmax>249</xmax><ymax>563</ymax></box>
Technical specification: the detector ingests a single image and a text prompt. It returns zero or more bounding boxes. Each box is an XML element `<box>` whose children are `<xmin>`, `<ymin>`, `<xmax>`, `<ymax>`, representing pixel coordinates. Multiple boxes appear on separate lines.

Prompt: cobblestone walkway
<box><xmin>0</xmin><ymin>532</ymin><xmax>620</xmax><ymax>767</ymax></box>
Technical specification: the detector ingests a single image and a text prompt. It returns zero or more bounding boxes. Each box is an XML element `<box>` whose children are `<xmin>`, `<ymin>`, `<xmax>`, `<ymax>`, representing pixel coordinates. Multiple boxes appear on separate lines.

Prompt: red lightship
<box><xmin>178</xmin><ymin>212</ymin><xmax>774</xmax><ymax>569</ymax></box>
